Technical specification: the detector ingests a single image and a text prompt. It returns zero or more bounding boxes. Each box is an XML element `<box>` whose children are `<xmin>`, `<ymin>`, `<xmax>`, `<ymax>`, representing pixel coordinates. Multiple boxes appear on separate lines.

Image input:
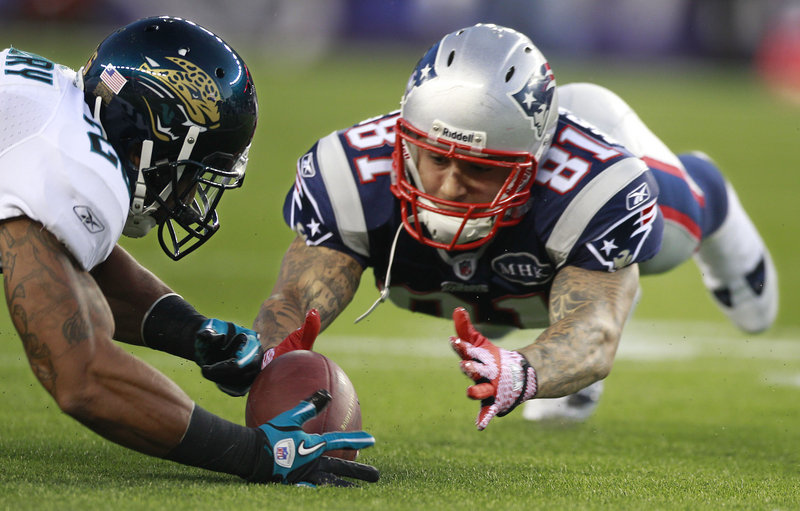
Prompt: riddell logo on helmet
<box><xmin>432</xmin><ymin>120</ymin><xmax>486</xmax><ymax>149</ymax></box>
<box><xmin>441</xmin><ymin>127</ymin><xmax>475</xmax><ymax>144</ymax></box>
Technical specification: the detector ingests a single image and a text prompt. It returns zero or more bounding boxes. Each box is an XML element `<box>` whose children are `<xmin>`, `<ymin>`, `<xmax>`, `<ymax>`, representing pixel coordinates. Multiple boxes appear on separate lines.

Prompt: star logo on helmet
<box><xmin>521</xmin><ymin>91</ymin><xmax>536</xmax><ymax>110</ymax></box>
<box><xmin>405</xmin><ymin>42</ymin><xmax>440</xmax><ymax>94</ymax></box>
<box><xmin>419</xmin><ymin>64</ymin><xmax>433</xmax><ymax>82</ymax></box>
<box><xmin>511</xmin><ymin>63</ymin><xmax>556</xmax><ymax>138</ymax></box>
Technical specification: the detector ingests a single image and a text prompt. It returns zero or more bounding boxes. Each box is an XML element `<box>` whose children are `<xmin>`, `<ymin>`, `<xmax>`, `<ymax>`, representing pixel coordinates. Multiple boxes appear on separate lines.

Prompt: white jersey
<box><xmin>0</xmin><ymin>48</ymin><xmax>130</xmax><ymax>271</ymax></box>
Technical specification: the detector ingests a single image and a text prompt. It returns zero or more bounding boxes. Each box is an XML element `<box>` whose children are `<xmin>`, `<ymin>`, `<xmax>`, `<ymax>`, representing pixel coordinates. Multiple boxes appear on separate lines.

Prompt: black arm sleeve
<box><xmin>164</xmin><ymin>404</ymin><xmax>275</xmax><ymax>482</ymax></box>
<box><xmin>141</xmin><ymin>293</ymin><xmax>208</xmax><ymax>361</ymax></box>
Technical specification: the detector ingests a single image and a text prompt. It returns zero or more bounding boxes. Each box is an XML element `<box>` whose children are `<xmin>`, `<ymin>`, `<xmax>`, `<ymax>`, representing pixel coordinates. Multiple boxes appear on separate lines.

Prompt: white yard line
<box><xmin>1</xmin><ymin>320</ymin><xmax>797</xmax><ymax>388</ymax></box>
<box><xmin>617</xmin><ymin>320</ymin><xmax>800</xmax><ymax>361</ymax></box>
<box><xmin>320</xmin><ymin>320</ymin><xmax>800</xmax><ymax>389</ymax></box>
<box><xmin>321</xmin><ymin>320</ymin><xmax>800</xmax><ymax>361</ymax></box>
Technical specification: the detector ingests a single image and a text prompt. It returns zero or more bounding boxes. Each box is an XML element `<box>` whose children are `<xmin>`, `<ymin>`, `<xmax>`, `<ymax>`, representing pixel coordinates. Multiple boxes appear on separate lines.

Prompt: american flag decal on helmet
<box><xmin>100</xmin><ymin>64</ymin><xmax>127</xmax><ymax>94</ymax></box>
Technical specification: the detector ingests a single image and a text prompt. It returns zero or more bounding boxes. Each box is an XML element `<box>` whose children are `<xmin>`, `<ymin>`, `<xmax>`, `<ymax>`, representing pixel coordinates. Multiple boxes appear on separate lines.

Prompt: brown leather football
<box><xmin>245</xmin><ymin>350</ymin><xmax>362</xmax><ymax>460</ymax></box>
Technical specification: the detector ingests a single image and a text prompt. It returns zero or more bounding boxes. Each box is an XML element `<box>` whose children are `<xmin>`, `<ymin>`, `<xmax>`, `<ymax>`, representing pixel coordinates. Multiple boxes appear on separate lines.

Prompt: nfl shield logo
<box><xmin>276</xmin><ymin>446</ymin><xmax>289</xmax><ymax>461</ymax></box>
<box><xmin>452</xmin><ymin>255</ymin><xmax>476</xmax><ymax>281</ymax></box>
<box><xmin>273</xmin><ymin>438</ymin><xmax>295</xmax><ymax>468</ymax></box>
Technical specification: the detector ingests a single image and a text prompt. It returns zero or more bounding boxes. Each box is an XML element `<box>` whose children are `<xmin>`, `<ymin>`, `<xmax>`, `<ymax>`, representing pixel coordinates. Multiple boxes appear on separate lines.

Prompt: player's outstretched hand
<box><xmin>261</xmin><ymin>309</ymin><xmax>321</xmax><ymax>368</ymax></box>
<box><xmin>255</xmin><ymin>390</ymin><xmax>379</xmax><ymax>486</ymax></box>
<box><xmin>450</xmin><ymin>307</ymin><xmax>538</xmax><ymax>430</ymax></box>
<box><xmin>195</xmin><ymin>319</ymin><xmax>263</xmax><ymax>397</ymax></box>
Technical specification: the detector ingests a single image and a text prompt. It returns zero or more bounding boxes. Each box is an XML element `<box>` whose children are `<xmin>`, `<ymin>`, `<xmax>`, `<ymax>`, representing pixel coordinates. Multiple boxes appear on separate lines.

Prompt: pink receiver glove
<box><xmin>450</xmin><ymin>307</ymin><xmax>538</xmax><ymax>430</ymax></box>
<box><xmin>261</xmin><ymin>309</ymin><xmax>321</xmax><ymax>369</ymax></box>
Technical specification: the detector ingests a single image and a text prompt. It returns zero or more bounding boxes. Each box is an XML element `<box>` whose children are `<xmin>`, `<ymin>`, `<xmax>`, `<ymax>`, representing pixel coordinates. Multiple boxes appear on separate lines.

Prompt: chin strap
<box><xmin>354</xmin><ymin>222</ymin><xmax>405</xmax><ymax>323</ymax></box>
<box><xmin>89</xmin><ymin>94</ymin><xmax>157</xmax><ymax>239</ymax></box>
<box><xmin>122</xmin><ymin>125</ymin><xmax>202</xmax><ymax>238</ymax></box>
<box><xmin>154</xmin><ymin>125</ymin><xmax>201</xmax><ymax>205</ymax></box>
<box><xmin>91</xmin><ymin>96</ymin><xmax>107</xmax><ymax>139</ymax></box>
<box><xmin>123</xmin><ymin>139</ymin><xmax>156</xmax><ymax>238</ymax></box>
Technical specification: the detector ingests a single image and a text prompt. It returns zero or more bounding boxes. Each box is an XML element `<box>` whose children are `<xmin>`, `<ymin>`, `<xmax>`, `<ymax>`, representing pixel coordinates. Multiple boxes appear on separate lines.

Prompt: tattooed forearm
<box><xmin>520</xmin><ymin>264</ymin><xmax>639</xmax><ymax>398</ymax></box>
<box><xmin>548</xmin><ymin>265</ymin><xmax>635</xmax><ymax>326</ymax></box>
<box><xmin>0</xmin><ymin>226</ymin><xmax>16</xmax><ymax>279</ymax></box>
<box><xmin>0</xmin><ymin>219</ymin><xmax>109</xmax><ymax>394</ymax></box>
<box><xmin>63</xmin><ymin>310</ymin><xmax>90</xmax><ymax>345</ymax></box>
<box><xmin>254</xmin><ymin>237</ymin><xmax>363</xmax><ymax>347</ymax></box>
<box><xmin>11</xmin><ymin>302</ymin><xmax>58</xmax><ymax>391</ymax></box>
<box><xmin>301</xmin><ymin>255</ymin><xmax>362</xmax><ymax>327</ymax></box>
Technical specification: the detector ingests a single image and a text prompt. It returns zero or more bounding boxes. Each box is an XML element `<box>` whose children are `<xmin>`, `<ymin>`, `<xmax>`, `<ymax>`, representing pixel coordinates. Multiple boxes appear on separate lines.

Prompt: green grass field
<box><xmin>1</xmin><ymin>25</ymin><xmax>799</xmax><ymax>510</ymax></box>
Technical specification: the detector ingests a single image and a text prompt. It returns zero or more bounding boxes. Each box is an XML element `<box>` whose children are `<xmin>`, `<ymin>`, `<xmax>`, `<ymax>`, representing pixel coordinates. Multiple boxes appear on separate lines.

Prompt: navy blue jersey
<box><xmin>284</xmin><ymin>109</ymin><xmax>663</xmax><ymax>330</ymax></box>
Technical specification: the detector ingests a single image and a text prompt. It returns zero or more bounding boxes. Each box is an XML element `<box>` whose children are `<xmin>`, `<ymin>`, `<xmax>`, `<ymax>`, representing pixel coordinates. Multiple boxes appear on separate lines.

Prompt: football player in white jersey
<box><xmin>254</xmin><ymin>23</ymin><xmax>778</xmax><ymax>430</ymax></box>
<box><xmin>0</xmin><ymin>16</ymin><xmax>377</xmax><ymax>485</ymax></box>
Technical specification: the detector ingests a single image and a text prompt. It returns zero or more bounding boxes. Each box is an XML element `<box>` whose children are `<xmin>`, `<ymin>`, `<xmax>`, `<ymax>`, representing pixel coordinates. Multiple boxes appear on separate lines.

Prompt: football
<box><xmin>245</xmin><ymin>350</ymin><xmax>362</xmax><ymax>460</ymax></box>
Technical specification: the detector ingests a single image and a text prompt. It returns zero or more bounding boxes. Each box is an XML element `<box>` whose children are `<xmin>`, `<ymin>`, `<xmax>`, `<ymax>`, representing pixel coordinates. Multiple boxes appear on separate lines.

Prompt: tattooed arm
<box><xmin>253</xmin><ymin>236</ymin><xmax>364</xmax><ymax>348</ymax></box>
<box><xmin>0</xmin><ymin>217</ymin><xmax>192</xmax><ymax>455</ymax></box>
<box><xmin>517</xmin><ymin>264</ymin><xmax>640</xmax><ymax>398</ymax></box>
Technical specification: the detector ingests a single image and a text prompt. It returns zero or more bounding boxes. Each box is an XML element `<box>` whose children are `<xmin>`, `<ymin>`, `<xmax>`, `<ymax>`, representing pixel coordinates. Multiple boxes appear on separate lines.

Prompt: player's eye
<box><xmin>427</xmin><ymin>152</ymin><xmax>450</xmax><ymax>166</ymax></box>
<box><xmin>467</xmin><ymin>163</ymin><xmax>495</xmax><ymax>173</ymax></box>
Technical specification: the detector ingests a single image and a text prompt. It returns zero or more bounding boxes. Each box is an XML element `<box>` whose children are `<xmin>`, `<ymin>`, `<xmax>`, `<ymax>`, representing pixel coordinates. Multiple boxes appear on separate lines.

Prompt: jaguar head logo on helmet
<box><xmin>139</xmin><ymin>56</ymin><xmax>223</xmax><ymax>138</ymax></box>
<box><xmin>391</xmin><ymin>23</ymin><xmax>559</xmax><ymax>251</ymax></box>
<box><xmin>79</xmin><ymin>16</ymin><xmax>258</xmax><ymax>259</ymax></box>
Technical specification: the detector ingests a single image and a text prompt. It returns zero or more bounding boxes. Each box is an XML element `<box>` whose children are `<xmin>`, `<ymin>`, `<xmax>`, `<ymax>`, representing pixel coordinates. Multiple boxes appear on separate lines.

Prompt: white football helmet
<box><xmin>391</xmin><ymin>24</ymin><xmax>559</xmax><ymax>251</ymax></box>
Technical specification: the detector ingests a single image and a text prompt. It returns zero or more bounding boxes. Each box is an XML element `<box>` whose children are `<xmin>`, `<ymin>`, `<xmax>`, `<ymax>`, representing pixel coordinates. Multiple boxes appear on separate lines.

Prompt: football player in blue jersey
<box><xmin>0</xmin><ymin>16</ymin><xmax>377</xmax><ymax>485</ymax></box>
<box><xmin>254</xmin><ymin>23</ymin><xmax>778</xmax><ymax>430</ymax></box>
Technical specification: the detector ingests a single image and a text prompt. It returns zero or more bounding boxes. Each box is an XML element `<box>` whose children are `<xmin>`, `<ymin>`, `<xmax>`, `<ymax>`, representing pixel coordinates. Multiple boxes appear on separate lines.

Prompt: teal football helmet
<box><xmin>80</xmin><ymin>16</ymin><xmax>258</xmax><ymax>259</ymax></box>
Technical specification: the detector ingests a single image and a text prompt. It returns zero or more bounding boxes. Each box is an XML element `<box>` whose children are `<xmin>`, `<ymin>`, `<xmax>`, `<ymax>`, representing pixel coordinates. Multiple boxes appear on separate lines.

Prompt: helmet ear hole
<box><xmin>215</xmin><ymin>68</ymin><xmax>225</xmax><ymax>78</ymax></box>
<box><xmin>505</xmin><ymin>66</ymin><xmax>515</xmax><ymax>82</ymax></box>
<box><xmin>447</xmin><ymin>50</ymin><xmax>455</xmax><ymax>66</ymax></box>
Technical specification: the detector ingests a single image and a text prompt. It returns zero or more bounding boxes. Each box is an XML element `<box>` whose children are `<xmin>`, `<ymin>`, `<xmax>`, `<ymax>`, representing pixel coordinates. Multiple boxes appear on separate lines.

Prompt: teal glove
<box><xmin>258</xmin><ymin>390</ymin><xmax>379</xmax><ymax>486</ymax></box>
<box><xmin>195</xmin><ymin>319</ymin><xmax>263</xmax><ymax>396</ymax></box>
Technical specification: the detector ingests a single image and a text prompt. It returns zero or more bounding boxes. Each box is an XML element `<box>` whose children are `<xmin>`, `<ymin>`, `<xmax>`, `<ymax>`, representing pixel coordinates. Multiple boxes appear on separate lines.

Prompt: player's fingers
<box><xmin>278</xmin><ymin>390</ymin><xmax>330</xmax><ymax>425</ymax></box>
<box><xmin>476</xmin><ymin>404</ymin><xmax>498</xmax><ymax>431</ymax></box>
<box><xmin>466</xmin><ymin>381</ymin><xmax>495</xmax><ymax>400</ymax></box>
<box><xmin>298</xmin><ymin>309</ymin><xmax>321</xmax><ymax>349</ymax></box>
<box><xmin>449</xmin><ymin>336</ymin><xmax>472</xmax><ymax>360</ymax></box>
<box><xmin>449</xmin><ymin>336</ymin><xmax>465</xmax><ymax>357</ymax></box>
<box><xmin>317</xmin><ymin>456</ymin><xmax>380</xmax><ymax>483</ymax></box>
<box><xmin>452</xmin><ymin>307</ymin><xmax>474</xmax><ymax>341</ymax></box>
<box><xmin>460</xmin><ymin>360</ymin><xmax>488</xmax><ymax>381</ymax></box>
<box><xmin>453</xmin><ymin>307</ymin><xmax>492</xmax><ymax>348</ymax></box>
<box><xmin>235</xmin><ymin>341</ymin><xmax>262</xmax><ymax>368</ymax></box>
<box><xmin>302</xmin><ymin>470</ymin><xmax>354</xmax><ymax>487</ymax></box>
<box><xmin>199</xmin><ymin>358</ymin><xmax>238</xmax><ymax>379</ymax></box>
<box><xmin>320</xmin><ymin>430</ymin><xmax>376</xmax><ymax>452</ymax></box>
<box><xmin>275</xmin><ymin>309</ymin><xmax>321</xmax><ymax>358</ymax></box>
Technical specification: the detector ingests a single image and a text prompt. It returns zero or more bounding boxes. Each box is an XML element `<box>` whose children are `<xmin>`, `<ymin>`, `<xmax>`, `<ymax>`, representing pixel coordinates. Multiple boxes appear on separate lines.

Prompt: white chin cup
<box><xmin>122</xmin><ymin>211</ymin><xmax>157</xmax><ymax>238</ymax></box>
<box><xmin>416</xmin><ymin>198</ymin><xmax>493</xmax><ymax>245</ymax></box>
